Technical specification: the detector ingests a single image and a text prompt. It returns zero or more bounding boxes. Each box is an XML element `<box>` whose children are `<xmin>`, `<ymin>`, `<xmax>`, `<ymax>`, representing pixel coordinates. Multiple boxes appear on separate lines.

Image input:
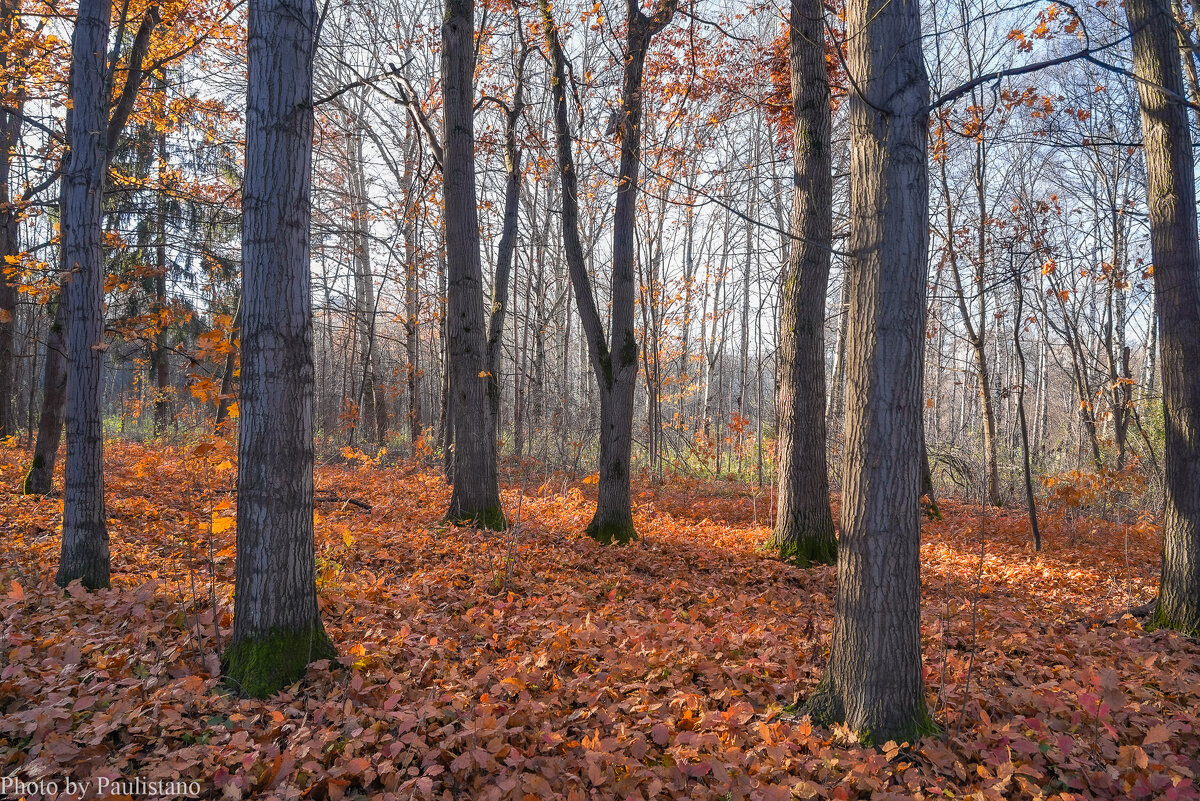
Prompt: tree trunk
<box><xmin>769</xmin><ymin>0</ymin><xmax>836</xmax><ymax>566</ymax></box>
<box><xmin>1013</xmin><ymin>274</ymin><xmax>1040</xmax><ymax>550</ymax></box>
<box><xmin>57</xmin><ymin>0</ymin><xmax>111</xmax><ymax>590</ymax></box>
<box><xmin>920</xmin><ymin>427</ymin><xmax>940</xmax><ymax>520</ymax></box>
<box><xmin>485</xmin><ymin>43</ymin><xmax>527</xmax><ymax>438</ymax></box>
<box><xmin>537</xmin><ymin>0</ymin><xmax>677</xmax><ymax>543</ymax></box>
<box><xmin>346</xmin><ymin>124</ymin><xmax>383</xmax><ymax>447</ymax></box>
<box><xmin>153</xmin><ymin>130</ymin><xmax>171</xmax><ymax>435</ymax></box>
<box><xmin>0</xmin><ymin>1</ymin><xmax>20</xmax><ymax>439</ymax></box>
<box><xmin>223</xmin><ymin>0</ymin><xmax>336</xmax><ymax>697</ymax></box>
<box><xmin>806</xmin><ymin>0</ymin><xmax>936</xmax><ymax>744</ymax></box>
<box><xmin>24</xmin><ymin>295</ymin><xmax>67</xmax><ymax>494</ymax></box>
<box><xmin>442</xmin><ymin>0</ymin><xmax>504</xmax><ymax>528</ymax></box>
<box><xmin>1125</xmin><ymin>0</ymin><xmax>1200</xmax><ymax>636</ymax></box>
<box><xmin>214</xmin><ymin>302</ymin><xmax>241</xmax><ymax>429</ymax></box>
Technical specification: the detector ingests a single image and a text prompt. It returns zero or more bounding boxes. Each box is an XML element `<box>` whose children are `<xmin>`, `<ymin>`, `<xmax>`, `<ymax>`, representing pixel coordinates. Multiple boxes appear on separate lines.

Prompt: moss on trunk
<box><xmin>804</xmin><ymin>679</ymin><xmax>940</xmax><ymax>746</ymax></box>
<box><xmin>768</xmin><ymin>532</ymin><xmax>837</xmax><ymax>568</ymax></box>
<box><xmin>586</xmin><ymin>518</ymin><xmax>637</xmax><ymax>545</ymax></box>
<box><xmin>1147</xmin><ymin>603</ymin><xmax>1200</xmax><ymax>638</ymax></box>
<box><xmin>222</xmin><ymin>623</ymin><xmax>337</xmax><ymax>698</ymax></box>
<box><xmin>447</xmin><ymin>504</ymin><xmax>507</xmax><ymax>531</ymax></box>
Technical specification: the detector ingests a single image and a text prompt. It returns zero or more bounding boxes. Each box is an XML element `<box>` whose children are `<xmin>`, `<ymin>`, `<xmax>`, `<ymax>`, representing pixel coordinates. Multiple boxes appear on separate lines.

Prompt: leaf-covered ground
<box><xmin>1</xmin><ymin>442</ymin><xmax>1198</xmax><ymax>800</ymax></box>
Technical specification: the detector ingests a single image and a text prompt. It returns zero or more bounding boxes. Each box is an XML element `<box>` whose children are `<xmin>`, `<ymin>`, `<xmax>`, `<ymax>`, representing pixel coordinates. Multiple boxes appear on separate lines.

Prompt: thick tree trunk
<box><xmin>806</xmin><ymin>0</ymin><xmax>936</xmax><ymax>744</ymax></box>
<box><xmin>442</xmin><ymin>0</ymin><xmax>504</xmax><ymax>529</ymax></box>
<box><xmin>769</xmin><ymin>0</ymin><xmax>836</xmax><ymax>566</ymax></box>
<box><xmin>1125</xmin><ymin>0</ymin><xmax>1200</xmax><ymax>636</ymax></box>
<box><xmin>57</xmin><ymin>0</ymin><xmax>111</xmax><ymax>590</ymax></box>
<box><xmin>223</xmin><ymin>0</ymin><xmax>336</xmax><ymax>697</ymax></box>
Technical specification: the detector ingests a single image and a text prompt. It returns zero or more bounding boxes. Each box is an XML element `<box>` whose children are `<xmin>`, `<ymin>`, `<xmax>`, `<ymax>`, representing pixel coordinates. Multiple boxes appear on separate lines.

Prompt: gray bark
<box><xmin>442</xmin><ymin>0</ymin><xmax>504</xmax><ymax>528</ymax></box>
<box><xmin>769</xmin><ymin>0</ymin><xmax>836</xmax><ymax>566</ymax></box>
<box><xmin>223</xmin><ymin>0</ymin><xmax>336</xmax><ymax>697</ymax></box>
<box><xmin>537</xmin><ymin>0</ymin><xmax>677</xmax><ymax>543</ymax></box>
<box><xmin>1125</xmin><ymin>0</ymin><xmax>1200</xmax><ymax>635</ymax></box>
<box><xmin>57</xmin><ymin>0</ymin><xmax>112</xmax><ymax>590</ymax></box>
<box><xmin>0</xmin><ymin>0</ymin><xmax>20</xmax><ymax>438</ymax></box>
<box><xmin>806</xmin><ymin>0</ymin><xmax>936</xmax><ymax>743</ymax></box>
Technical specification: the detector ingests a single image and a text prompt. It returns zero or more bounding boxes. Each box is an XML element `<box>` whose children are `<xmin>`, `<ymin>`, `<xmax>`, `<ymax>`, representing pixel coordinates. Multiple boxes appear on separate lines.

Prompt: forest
<box><xmin>1</xmin><ymin>0</ymin><xmax>1199</xmax><ymax>797</ymax></box>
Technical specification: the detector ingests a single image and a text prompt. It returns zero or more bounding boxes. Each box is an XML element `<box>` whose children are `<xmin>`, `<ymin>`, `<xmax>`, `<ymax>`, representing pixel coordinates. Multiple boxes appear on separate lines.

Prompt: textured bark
<box><xmin>769</xmin><ymin>0</ymin><xmax>836</xmax><ymax>567</ymax></box>
<box><xmin>224</xmin><ymin>0</ymin><xmax>335</xmax><ymax>697</ymax></box>
<box><xmin>806</xmin><ymin>0</ymin><xmax>936</xmax><ymax>744</ymax></box>
<box><xmin>442</xmin><ymin>0</ymin><xmax>504</xmax><ymax>529</ymax></box>
<box><xmin>1124</xmin><ymin>0</ymin><xmax>1200</xmax><ymax>636</ymax></box>
<box><xmin>27</xmin><ymin>2</ymin><xmax>158</xmax><ymax>497</ymax></box>
<box><xmin>56</xmin><ymin>0</ymin><xmax>111</xmax><ymax>590</ymax></box>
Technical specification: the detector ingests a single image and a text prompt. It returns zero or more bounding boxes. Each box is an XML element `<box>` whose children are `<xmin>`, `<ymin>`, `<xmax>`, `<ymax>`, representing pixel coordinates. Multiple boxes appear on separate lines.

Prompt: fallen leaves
<box><xmin>0</xmin><ymin>442</ymin><xmax>1197</xmax><ymax>800</ymax></box>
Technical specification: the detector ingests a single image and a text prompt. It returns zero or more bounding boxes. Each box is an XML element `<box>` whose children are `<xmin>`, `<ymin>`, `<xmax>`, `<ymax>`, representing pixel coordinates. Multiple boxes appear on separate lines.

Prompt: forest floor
<box><xmin>0</xmin><ymin>441</ymin><xmax>1198</xmax><ymax>800</ymax></box>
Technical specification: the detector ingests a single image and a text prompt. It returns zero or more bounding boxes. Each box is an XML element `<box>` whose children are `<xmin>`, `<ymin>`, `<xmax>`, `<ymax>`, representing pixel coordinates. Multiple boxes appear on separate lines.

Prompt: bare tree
<box><xmin>538</xmin><ymin>0</ymin><xmax>678</xmax><ymax>543</ymax></box>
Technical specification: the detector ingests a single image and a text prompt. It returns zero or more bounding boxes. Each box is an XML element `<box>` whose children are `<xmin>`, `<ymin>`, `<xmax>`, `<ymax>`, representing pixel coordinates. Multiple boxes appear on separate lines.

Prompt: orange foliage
<box><xmin>0</xmin><ymin>443</ymin><xmax>1197</xmax><ymax>799</ymax></box>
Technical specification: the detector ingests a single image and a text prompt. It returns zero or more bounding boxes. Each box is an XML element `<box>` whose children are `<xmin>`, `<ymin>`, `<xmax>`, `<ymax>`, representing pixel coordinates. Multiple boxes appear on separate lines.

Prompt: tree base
<box><xmin>54</xmin><ymin>565</ymin><xmax>109</xmax><ymax>591</ymax></box>
<box><xmin>586</xmin><ymin>518</ymin><xmax>637</xmax><ymax>545</ymax></box>
<box><xmin>768</xmin><ymin>534</ymin><xmax>837</xmax><ymax>568</ymax></box>
<box><xmin>23</xmin><ymin>455</ymin><xmax>49</xmax><ymax>496</ymax></box>
<box><xmin>446</xmin><ymin>504</ymin><xmax>507</xmax><ymax>531</ymax></box>
<box><xmin>1146</xmin><ymin>602</ymin><xmax>1200</xmax><ymax>638</ymax></box>
<box><xmin>920</xmin><ymin>495</ymin><xmax>942</xmax><ymax>521</ymax></box>
<box><xmin>803</xmin><ymin>678</ymin><xmax>940</xmax><ymax>746</ymax></box>
<box><xmin>222</xmin><ymin>624</ymin><xmax>337</xmax><ymax>698</ymax></box>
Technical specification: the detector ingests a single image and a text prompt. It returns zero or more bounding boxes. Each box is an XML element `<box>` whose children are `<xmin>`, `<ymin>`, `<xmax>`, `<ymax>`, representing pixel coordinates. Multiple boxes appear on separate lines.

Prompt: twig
<box><xmin>314</xmin><ymin>492</ymin><xmax>372</xmax><ymax>511</ymax></box>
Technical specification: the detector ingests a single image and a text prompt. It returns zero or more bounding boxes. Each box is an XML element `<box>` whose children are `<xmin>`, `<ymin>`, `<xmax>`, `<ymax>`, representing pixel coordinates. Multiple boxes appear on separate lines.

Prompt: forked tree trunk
<box><xmin>805</xmin><ymin>0</ymin><xmax>937</xmax><ymax>744</ymax></box>
<box><xmin>769</xmin><ymin>0</ymin><xmax>836</xmax><ymax>566</ymax></box>
<box><xmin>27</xmin><ymin>2</ymin><xmax>158</xmax><ymax>495</ymax></box>
<box><xmin>486</xmin><ymin>42</ymin><xmax>528</xmax><ymax>434</ymax></box>
<box><xmin>1124</xmin><ymin>0</ymin><xmax>1200</xmax><ymax>636</ymax></box>
<box><xmin>222</xmin><ymin>0</ymin><xmax>336</xmax><ymax>697</ymax></box>
<box><xmin>538</xmin><ymin>0</ymin><xmax>677</xmax><ymax>543</ymax></box>
<box><xmin>442</xmin><ymin>0</ymin><xmax>505</xmax><ymax>529</ymax></box>
<box><xmin>57</xmin><ymin>0</ymin><xmax>111</xmax><ymax>590</ymax></box>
